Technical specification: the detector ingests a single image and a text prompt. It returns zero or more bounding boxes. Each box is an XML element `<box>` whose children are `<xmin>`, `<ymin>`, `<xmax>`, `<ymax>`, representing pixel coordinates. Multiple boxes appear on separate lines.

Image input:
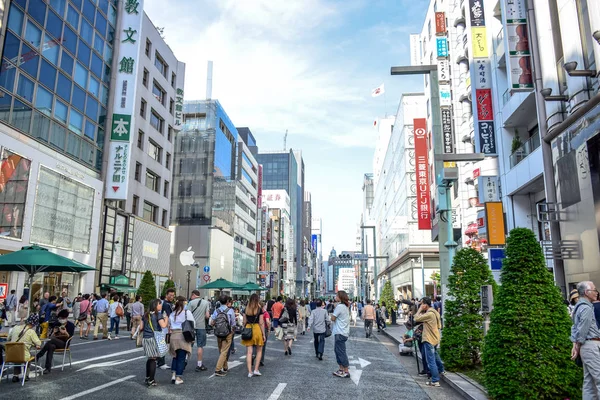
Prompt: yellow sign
<box><xmin>443</xmin><ymin>162</ymin><xmax>457</xmax><ymax>168</ymax></box>
<box><xmin>471</xmin><ymin>27</ymin><xmax>488</xmax><ymax>58</ymax></box>
<box><xmin>486</xmin><ymin>202</ymin><xmax>506</xmax><ymax>246</ymax></box>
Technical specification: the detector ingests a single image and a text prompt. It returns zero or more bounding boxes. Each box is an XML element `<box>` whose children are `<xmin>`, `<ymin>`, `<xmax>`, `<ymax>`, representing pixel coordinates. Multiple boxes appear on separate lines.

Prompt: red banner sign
<box><xmin>476</xmin><ymin>89</ymin><xmax>493</xmax><ymax>121</ymax></box>
<box><xmin>435</xmin><ymin>12</ymin><xmax>446</xmax><ymax>34</ymax></box>
<box><xmin>414</xmin><ymin>118</ymin><xmax>431</xmax><ymax>230</ymax></box>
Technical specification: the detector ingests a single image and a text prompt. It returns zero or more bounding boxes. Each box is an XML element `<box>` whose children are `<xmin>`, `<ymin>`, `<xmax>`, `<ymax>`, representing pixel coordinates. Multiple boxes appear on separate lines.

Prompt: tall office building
<box><xmin>0</xmin><ymin>0</ymin><xmax>115</xmax><ymax>295</ymax></box>
<box><xmin>256</xmin><ymin>149</ymin><xmax>305</xmax><ymax>297</ymax></box>
<box><xmin>311</xmin><ymin>216</ymin><xmax>323</xmax><ymax>296</ymax></box>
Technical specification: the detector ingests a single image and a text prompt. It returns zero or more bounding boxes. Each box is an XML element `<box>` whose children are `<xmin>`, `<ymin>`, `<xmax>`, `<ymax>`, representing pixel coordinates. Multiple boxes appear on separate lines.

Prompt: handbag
<box><xmin>241</xmin><ymin>326</ymin><xmax>253</xmax><ymax>340</ymax></box>
<box><xmin>182</xmin><ymin>311</ymin><xmax>196</xmax><ymax>343</ymax></box>
<box><xmin>324</xmin><ymin>312</ymin><xmax>332</xmax><ymax>337</ymax></box>
<box><xmin>149</xmin><ymin>316</ymin><xmax>168</xmax><ymax>357</ymax></box>
<box><xmin>77</xmin><ymin>303</ymin><xmax>90</xmax><ymax>322</ymax></box>
<box><xmin>279</xmin><ymin>309</ymin><xmax>289</xmax><ymax>324</ymax></box>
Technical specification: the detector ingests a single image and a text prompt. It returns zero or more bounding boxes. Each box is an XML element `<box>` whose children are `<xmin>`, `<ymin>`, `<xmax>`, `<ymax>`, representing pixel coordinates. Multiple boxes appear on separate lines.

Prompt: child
<box><xmin>399</xmin><ymin>321</ymin><xmax>415</xmax><ymax>356</ymax></box>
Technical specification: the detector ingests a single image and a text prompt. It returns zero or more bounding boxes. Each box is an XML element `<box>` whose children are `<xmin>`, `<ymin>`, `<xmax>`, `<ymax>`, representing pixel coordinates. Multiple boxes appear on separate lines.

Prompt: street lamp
<box><xmin>391</xmin><ymin>64</ymin><xmax>485</xmax><ymax>303</ymax></box>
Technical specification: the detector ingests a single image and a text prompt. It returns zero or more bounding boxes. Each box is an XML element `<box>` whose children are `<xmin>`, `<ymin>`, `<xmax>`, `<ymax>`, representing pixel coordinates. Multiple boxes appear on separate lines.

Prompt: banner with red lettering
<box><xmin>414</xmin><ymin>118</ymin><xmax>431</xmax><ymax>230</ymax></box>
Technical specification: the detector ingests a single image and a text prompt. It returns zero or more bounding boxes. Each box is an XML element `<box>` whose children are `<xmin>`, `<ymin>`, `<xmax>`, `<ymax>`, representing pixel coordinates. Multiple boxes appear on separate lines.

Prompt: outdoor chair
<box><xmin>0</xmin><ymin>342</ymin><xmax>38</xmax><ymax>386</ymax></box>
<box><xmin>52</xmin><ymin>337</ymin><xmax>73</xmax><ymax>371</ymax></box>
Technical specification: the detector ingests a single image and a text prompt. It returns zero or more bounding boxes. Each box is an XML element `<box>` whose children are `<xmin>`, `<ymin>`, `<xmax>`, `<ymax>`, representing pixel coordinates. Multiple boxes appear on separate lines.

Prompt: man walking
<box><xmin>571</xmin><ymin>280</ymin><xmax>600</xmax><ymax>398</ymax></box>
<box><xmin>5</xmin><ymin>290</ymin><xmax>17</xmax><ymax>327</ymax></box>
<box><xmin>363</xmin><ymin>299</ymin><xmax>375</xmax><ymax>338</ymax></box>
<box><xmin>130</xmin><ymin>295</ymin><xmax>144</xmax><ymax>339</ymax></box>
<box><xmin>414</xmin><ymin>297</ymin><xmax>445</xmax><ymax>387</ymax></box>
<box><xmin>188</xmin><ymin>290</ymin><xmax>210</xmax><ymax>372</ymax></box>
<box><xmin>271</xmin><ymin>296</ymin><xmax>284</xmax><ymax>329</ymax></box>
<box><xmin>211</xmin><ymin>295</ymin><xmax>234</xmax><ymax>376</ymax></box>
<box><xmin>93</xmin><ymin>293</ymin><xmax>109</xmax><ymax>340</ymax></box>
<box><xmin>307</xmin><ymin>299</ymin><xmax>329</xmax><ymax>360</ymax></box>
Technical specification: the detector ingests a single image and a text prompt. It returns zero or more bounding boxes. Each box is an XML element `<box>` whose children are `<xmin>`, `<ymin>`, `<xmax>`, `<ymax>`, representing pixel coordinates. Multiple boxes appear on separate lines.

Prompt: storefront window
<box><xmin>0</xmin><ymin>148</ymin><xmax>31</xmax><ymax>239</ymax></box>
<box><xmin>30</xmin><ymin>165</ymin><xmax>94</xmax><ymax>252</ymax></box>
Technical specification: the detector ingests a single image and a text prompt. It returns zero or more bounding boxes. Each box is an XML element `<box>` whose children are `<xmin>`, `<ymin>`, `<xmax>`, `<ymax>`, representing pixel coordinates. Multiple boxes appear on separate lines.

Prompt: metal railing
<box><xmin>509</xmin><ymin>134</ymin><xmax>541</xmax><ymax>168</ymax></box>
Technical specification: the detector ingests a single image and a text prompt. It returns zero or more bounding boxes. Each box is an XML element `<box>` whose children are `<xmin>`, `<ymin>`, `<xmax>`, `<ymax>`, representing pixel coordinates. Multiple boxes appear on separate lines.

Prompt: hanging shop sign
<box><xmin>471</xmin><ymin>27</ymin><xmax>488</xmax><ymax>58</ymax></box>
<box><xmin>439</xmin><ymin>84</ymin><xmax>452</xmax><ymax>106</ymax></box>
<box><xmin>441</xmin><ymin>108</ymin><xmax>454</xmax><ymax>154</ymax></box>
<box><xmin>475</xmin><ymin>89</ymin><xmax>493</xmax><ymax>121</ymax></box>
<box><xmin>485</xmin><ymin>202</ymin><xmax>506</xmax><ymax>246</ymax></box>
<box><xmin>438</xmin><ymin>60</ymin><xmax>450</xmax><ymax>82</ymax></box>
<box><xmin>477</xmin><ymin>121</ymin><xmax>497</xmax><ymax>155</ymax></box>
<box><xmin>469</xmin><ymin>0</ymin><xmax>486</xmax><ymax>26</ymax></box>
<box><xmin>413</xmin><ymin>118</ymin><xmax>431</xmax><ymax>230</ymax></box>
<box><xmin>435</xmin><ymin>12</ymin><xmax>446</xmax><ymax>34</ymax></box>
<box><xmin>478</xmin><ymin>176</ymin><xmax>499</xmax><ymax>203</ymax></box>
<box><xmin>474</xmin><ymin>59</ymin><xmax>491</xmax><ymax>89</ymax></box>
<box><xmin>504</xmin><ymin>0</ymin><xmax>533</xmax><ymax>90</ymax></box>
<box><xmin>436</xmin><ymin>37</ymin><xmax>448</xmax><ymax>58</ymax></box>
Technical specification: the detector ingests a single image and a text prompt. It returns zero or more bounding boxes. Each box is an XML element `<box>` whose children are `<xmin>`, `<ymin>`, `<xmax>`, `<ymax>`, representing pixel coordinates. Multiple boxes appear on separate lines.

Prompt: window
<box><xmin>145</xmin><ymin>169</ymin><xmax>160</xmax><ymax>192</ymax></box>
<box><xmin>169</xmin><ymin>98</ymin><xmax>174</xmax><ymax>115</ymax></box>
<box><xmin>150</xmin><ymin>109</ymin><xmax>164</xmax><ymax>133</ymax></box>
<box><xmin>140</xmin><ymin>98</ymin><xmax>146</xmax><ymax>118</ymax></box>
<box><xmin>143</xmin><ymin>201</ymin><xmax>157</xmax><ymax>223</ymax></box>
<box><xmin>171</xmin><ymin>72</ymin><xmax>176</xmax><ymax>88</ymax></box>
<box><xmin>132</xmin><ymin>195</ymin><xmax>139</xmax><ymax>215</ymax></box>
<box><xmin>154</xmin><ymin>52</ymin><xmax>167</xmax><ymax>77</ymax></box>
<box><xmin>142</xmin><ymin>68</ymin><xmax>149</xmax><ymax>87</ymax></box>
<box><xmin>162</xmin><ymin>209</ymin><xmax>168</xmax><ymax>227</ymax></box>
<box><xmin>163</xmin><ymin>180</ymin><xmax>169</xmax><ymax>198</ymax></box>
<box><xmin>166</xmin><ymin>152</ymin><xmax>171</xmax><ymax>170</ymax></box>
<box><xmin>152</xmin><ymin>80</ymin><xmax>166</xmax><ymax>105</ymax></box>
<box><xmin>137</xmin><ymin>130</ymin><xmax>144</xmax><ymax>149</ymax></box>
<box><xmin>147</xmin><ymin>139</ymin><xmax>162</xmax><ymax>162</ymax></box>
<box><xmin>145</xmin><ymin>38</ymin><xmax>151</xmax><ymax>57</ymax></box>
<box><xmin>168</xmin><ymin>125</ymin><xmax>173</xmax><ymax>142</ymax></box>
<box><xmin>135</xmin><ymin>162</ymin><xmax>142</xmax><ymax>181</ymax></box>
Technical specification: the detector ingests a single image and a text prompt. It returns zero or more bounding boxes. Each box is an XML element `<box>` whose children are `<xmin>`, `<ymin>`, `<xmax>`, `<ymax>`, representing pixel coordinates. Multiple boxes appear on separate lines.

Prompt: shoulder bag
<box><xmin>182</xmin><ymin>310</ymin><xmax>196</xmax><ymax>343</ymax></box>
<box><xmin>241</xmin><ymin>312</ymin><xmax>255</xmax><ymax>340</ymax></box>
<box><xmin>324</xmin><ymin>312</ymin><xmax>332</xmax><ymax>337</ymax></box>
<box><xmin>77</xmin><ymin>302</ymin><xmax>90</xmax><ymax>322</ymax></box>
<box><xmin>149</xmin><ymin>316</ymin><xmax>168</xmax><ymax>357</ymax></box>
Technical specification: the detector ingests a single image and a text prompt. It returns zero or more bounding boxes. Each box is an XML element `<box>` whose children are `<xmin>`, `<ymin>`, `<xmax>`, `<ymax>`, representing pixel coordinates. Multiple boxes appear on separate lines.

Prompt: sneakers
<box><xmin>247</xmin><ymin>373</ymin><xmax>253</xmax><ymax>378</ymax></box>
<box><xmin>195</xmin><ymin>365</ymin><xmax>207</xmax><ymax>372</ymax></box>
<box><xmin>107</xmin><ymin>335</ymin><xmax>112</xmax><ymax>340</ymax></box>
<box><xmin>215</xmin><ymin>370</ymin><xmax>227</xmax><ymax>377</ymax></box>
<box><xmin>418</xmin><ymin>370</ymin><xmax>428</xmax><ymax>375</ymax></box>
<box><xmin>159</xmin><ymin>364</ymin><xmax>169</xmax><ymax>370</ymax></box>
<box><xmin>175</xmin><ymin>378</ymin><xmax>184</xmax><ymax>385</ymax></box>
<box><xmin>332</xmin><ymin>370</ymin><xmax>344</xmax><ymax>377</ymax></box>
<box><xmin>253</xmin><ymin>370</ymin><xmax>261</xmax><ymax>376</ymax></box>
<box><xmin>114</xmin><ymin>335</ymin><xmax>119</xmax><ymax>339</ymax></box>
<box><xmin>426</xmin><ymin>381</ymin><xmax>441</xmax><ymax>387</ymax></box>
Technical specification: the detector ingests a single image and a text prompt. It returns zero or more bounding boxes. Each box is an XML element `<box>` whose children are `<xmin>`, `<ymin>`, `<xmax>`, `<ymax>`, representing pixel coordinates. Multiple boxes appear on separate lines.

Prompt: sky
<box><xmin>144</xmin><ymin>0</ymin><xmax>429</xmax><ymax>253</ymax></box>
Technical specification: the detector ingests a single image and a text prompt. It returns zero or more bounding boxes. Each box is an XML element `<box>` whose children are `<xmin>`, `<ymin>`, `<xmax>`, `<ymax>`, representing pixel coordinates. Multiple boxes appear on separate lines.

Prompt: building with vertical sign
<box><xmin>371</xmin><ymin>94</ymin><xmax>440</xmax><ymax>300</ymax></box>
<box><xmin>99</xmin><ymin>6</ymin><xmax>185</xmax><ymax>293</ymax></box>
<box><xmin>311</xmin><ymin>217</ymin><xmax>323</xmax><ymax>296</ymax></box>
<box><xmin>262</xmin><ymin>189</ymin><xmax>292</xmax><ymax>296</ymax></box>
<box><xmin>0</xmin><ymin>0</ymin><xmax>119</xmax><ymax>296</ymax></box>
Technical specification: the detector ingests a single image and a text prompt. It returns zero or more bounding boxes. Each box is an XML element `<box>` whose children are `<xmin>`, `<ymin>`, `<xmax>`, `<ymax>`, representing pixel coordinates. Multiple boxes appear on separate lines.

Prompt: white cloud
<box><xmin>144</xmin><ymin>0</ymin><xmax>383</xmax><ymax>149</ymax></box>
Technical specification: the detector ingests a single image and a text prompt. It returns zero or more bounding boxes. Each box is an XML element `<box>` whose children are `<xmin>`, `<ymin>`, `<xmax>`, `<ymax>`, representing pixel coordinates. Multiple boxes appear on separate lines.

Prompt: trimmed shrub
<box><xmin>482</xmin><ymin>228</ymin><xmax>581</xmax><ymax>399</ymax></box>
<box><xmin>380</xmin><ymin>280</ymin><xmax>397</xmax><ymax>311</ymax></box>
<box><xmin>161</xmin><ymin>279</ymin><xmax>176</xmax><ymax>297</ymax></box>
<box><xmin>137</xmin><ymin>271</ymin><xmax>157</xmax><ymax>309</ymax></box>
<box><xmin>440</xmin><ymin>247</ymin><xmax>496</xmax><ymax>370</ymax></box>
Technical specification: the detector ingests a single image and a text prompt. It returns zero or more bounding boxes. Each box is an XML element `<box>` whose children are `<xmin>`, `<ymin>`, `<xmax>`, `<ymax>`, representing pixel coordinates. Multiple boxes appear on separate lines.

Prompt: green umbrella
<box><xmin>240</xmin><ymin>282</ymin><xmax>268</xmax><ymax>292</ymax></box>
<box><xmin>0</xmin><ymin>244</ymin><xmax>96</xmax><ymax>306</ymax></box>
<box><xmin>199</xmin><ymin>278</ymin><xmax>243</xmax><ymax>290</ymax></box>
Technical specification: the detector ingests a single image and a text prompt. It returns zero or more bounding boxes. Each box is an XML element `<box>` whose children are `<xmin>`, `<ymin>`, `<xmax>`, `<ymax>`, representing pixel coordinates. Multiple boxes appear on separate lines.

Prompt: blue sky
<box><xmin>145</xmin><ymin>0</ymin><xmax>429</xmax><ymax>253</ymax></box>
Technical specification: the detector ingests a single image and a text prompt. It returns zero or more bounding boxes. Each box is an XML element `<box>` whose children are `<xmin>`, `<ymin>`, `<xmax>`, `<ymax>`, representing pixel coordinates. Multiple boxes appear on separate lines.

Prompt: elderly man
<box><xmin>571</xmin><ymin>281</ymin><xmax>600</xmax><ymax>399</ymax></box>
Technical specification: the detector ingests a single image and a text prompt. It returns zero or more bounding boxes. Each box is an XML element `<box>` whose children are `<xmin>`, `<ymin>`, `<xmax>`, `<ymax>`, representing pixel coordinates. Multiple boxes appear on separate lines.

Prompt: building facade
<box><xmin>262</xmin><ymin>189</ymin><xmax>293</xmax><ymax>296</ymax></box>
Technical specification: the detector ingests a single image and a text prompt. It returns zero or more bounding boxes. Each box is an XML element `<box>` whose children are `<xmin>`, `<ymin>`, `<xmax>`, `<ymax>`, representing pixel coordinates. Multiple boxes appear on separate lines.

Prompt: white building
<box><xmin>338</xmin><ymin>267</ymin><xmax>356</xmax><ymax>298</ymax></box>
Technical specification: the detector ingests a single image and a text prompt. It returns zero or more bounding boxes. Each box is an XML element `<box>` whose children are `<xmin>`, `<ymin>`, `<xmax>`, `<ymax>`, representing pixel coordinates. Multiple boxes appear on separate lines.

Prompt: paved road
<box><xmin>1</xmin><ymin>323</ymin><xmax>461</xmax><ymax>400</ymax></box>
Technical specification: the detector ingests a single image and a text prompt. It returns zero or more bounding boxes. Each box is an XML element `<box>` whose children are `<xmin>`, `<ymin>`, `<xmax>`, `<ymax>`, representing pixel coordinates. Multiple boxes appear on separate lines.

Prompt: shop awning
<box><xmin>101</xmin><ymin>284</ymin><xmax>136</xmax><ymax>292</ymax></box>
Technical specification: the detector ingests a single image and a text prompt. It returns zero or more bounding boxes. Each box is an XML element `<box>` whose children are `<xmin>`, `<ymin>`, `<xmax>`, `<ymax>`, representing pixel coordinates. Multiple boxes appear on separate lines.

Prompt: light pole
<box><xmin>186</xmin><ymin>269</ymin><xmax>191</xmax><ymax>298</ymax></box>
<box><xmin>360</xmin><ymin>225</ymin><xmax>378</xmax><ymax>300</ymax></box>
<box><xmin>390</xmin><ymin>65</ymin><xmax>485</xmax><ymax>303</ymax></box>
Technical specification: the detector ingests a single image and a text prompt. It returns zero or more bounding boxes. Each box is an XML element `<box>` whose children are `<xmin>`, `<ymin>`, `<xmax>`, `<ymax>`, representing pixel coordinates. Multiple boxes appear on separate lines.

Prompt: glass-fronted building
<box><xmin>0</xmin><ymin>0</ymin><xmax>117</xmax><ymax>170</ymax></box>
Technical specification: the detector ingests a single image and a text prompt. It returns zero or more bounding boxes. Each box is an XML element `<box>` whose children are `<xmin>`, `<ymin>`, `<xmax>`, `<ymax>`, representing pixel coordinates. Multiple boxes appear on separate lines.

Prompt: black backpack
<box><xmin>213</xmin><ymin>309</ymin><xmax>231</xmax><ymax>338</ymax></box>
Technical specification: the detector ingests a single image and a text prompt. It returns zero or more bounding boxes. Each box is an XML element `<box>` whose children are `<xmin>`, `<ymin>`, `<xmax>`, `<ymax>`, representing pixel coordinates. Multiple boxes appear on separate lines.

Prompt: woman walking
<box><xmin>281</xmin><ymin>298</ymin><xmax>298</xmax><ymax>356</ymax></box>
<box><xmin>108</xmin><ymin>295</ymin><xmax>122</xmax><ymax>340</ymax></box>
<box><xmin>241</xmin><ymin>293</ymin><xmax>265</xmax><ymax>377</ymax></box>
<box><xmin>17</xmin><ymin>295</ymin><xmax>28</xmax><ymax>323</ymax></box>
<box><xmin>331</xmin><ymin>290</ymin><xmax>350</xmax><ymax>378</ymax></box>
<box><xmin>140</xmin><ymin>299</ymin><xmax>168</xmax><ymax>386</ymax></box>
<box><xmin>350</xmin><ymin>302</ymin><xmax>358</xmax><ymax>327</ymax></box>
<box><xmin>298</xmin><ymin>300</ymin><xmax>307</xmax><ymax>336</ymax></box>
<box><xmin>169</xmin><ymin>296</ymin><xmax>194</xmax><ymax>385</ymax></box>
<box><xmin>307</xmin><ymin>299</ymin><xmax>329</xmax><ymax>360</ymax></box>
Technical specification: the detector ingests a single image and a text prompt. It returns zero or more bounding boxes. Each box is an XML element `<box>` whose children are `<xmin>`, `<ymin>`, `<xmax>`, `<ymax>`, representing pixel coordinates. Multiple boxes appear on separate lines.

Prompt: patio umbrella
<box><xmin>0</xmin><ymin>245</ymin><xmax>96</xmax><ymax>307</ymax></box>
<box><xmin>199</xmin><ymin>278</ymin><xmax>243</xmax><ymax>290</ymax></box>
<box><xmin>240</xmin><ymin>282</ymin><xmax>268</xmax><ymax>292</ymax></box>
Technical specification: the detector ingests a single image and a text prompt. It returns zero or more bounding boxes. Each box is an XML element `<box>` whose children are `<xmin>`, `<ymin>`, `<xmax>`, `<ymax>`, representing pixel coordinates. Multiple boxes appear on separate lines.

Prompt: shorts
<box><xmin>79</xmin><ymin>315</ymin><xmax>91</xmax><ymax>324</ymax></box>
<box><xmin>195</xmin><ymin>328</ymin><xmax>207</xmax><ymax>347</ymax></box>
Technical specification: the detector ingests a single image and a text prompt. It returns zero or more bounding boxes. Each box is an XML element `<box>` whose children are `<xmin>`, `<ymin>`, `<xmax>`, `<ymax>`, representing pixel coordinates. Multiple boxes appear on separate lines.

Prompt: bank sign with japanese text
<box><xmin>106</xmin><ymin>0</ymin><xmax>144</xmax><ymax>200</ymax></box>
<box><xmin>413</xmin><ymin>118</ymin><xmax>431</xmax><ymax>230</ymax></box>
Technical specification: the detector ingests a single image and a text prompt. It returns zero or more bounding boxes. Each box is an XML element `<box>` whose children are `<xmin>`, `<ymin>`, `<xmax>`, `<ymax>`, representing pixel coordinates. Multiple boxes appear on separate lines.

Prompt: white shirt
<box><xmin>170</xmin><ymin>309</ymin><xmax>194</xmax><ymax>330</ymax></box>
<box><xmin>333</xmin><ymin>304</ymin><xmax>350</xmax><ymax>337</ymax></box>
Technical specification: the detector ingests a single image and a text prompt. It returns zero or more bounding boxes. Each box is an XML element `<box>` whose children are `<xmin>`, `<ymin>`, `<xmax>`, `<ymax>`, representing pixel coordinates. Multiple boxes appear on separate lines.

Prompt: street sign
<box><xmin>489</xmin><ymin>248</ymin><xmax>505</xmax><ymax>270</ymax></box>
<box><xmin>0</xmin><ymin>283</ymin><xmax>6</xmax><ymax>299</ymax></box>
<box><xmin>353</xmin><ymin>253</ymin><xmax>368</xmax><ymax>261</ymax></box>
<box><xmin>203</xmin><ymin>274</ymin><xmax>211</xmax><ymax>282</ymax></box>
<box><xmin>203</xmin><ymin>266</ymin><xmax>210</xmax><ymax>273</ymax></box>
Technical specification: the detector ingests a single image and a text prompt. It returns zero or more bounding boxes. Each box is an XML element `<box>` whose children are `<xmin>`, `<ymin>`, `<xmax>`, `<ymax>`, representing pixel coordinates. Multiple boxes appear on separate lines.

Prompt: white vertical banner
<box><xmin>105</xmin><ymin>0</ymin><xmax>144</xmax><ymax>200</ymax></box>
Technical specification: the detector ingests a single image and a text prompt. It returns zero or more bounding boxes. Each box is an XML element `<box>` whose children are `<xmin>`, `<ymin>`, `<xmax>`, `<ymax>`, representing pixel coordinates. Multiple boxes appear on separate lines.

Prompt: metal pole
<box><xmin>421</xmin><ymin>253</ymin><xmax>425</xmax><ymax>298</ymax></box>
<box><xmin>372</xmin><ymin>227</ymin><xmax>378</xmax><ymax>301</ymax></box>
<box><xmin>186</xmin><ymin>270</ymin><xmax>191</xmax><ymax>298</ymax></box>
<box><xmin>526</xmin><ymin>0</ymin><xmax>566</xmax><ymax>295</ymax></box>
<box><xmin>365</xmin><ymin>237</ymin><xmax>370</xmax><ymax>300</ymax></box>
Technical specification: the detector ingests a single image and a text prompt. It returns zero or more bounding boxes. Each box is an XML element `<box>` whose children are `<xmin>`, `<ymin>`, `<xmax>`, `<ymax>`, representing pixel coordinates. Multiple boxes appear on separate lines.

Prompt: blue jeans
<box><xmin>109</xmin><ymin>316</ymin><xmax>120</xmax><ymax>335</ymax></box>
<box><xmin>314</xmin><ymin>332</ymin><xmax>325</xmax><ymax>355</ymax></box>
<box><xmin>171</xmin><ymin>349</ymin><xmax>187</xmax><ymax>376</ymax></box>
<box><xmin>422</xmin><ymin>342</ymin><xmax>444</xmax><ymax>383</ymax></box>
<box><xmin>334</xmin><ymin>334</ymin><xmax>349</xmax><ymax>367</ymax></box>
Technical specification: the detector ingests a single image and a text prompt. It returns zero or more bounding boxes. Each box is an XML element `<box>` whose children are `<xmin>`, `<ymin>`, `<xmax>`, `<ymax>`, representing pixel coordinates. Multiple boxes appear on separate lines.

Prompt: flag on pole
<box><xmin>371</xmin><ymin>83</ymin><xmax>385</xmax><ymax>97</ymax></box>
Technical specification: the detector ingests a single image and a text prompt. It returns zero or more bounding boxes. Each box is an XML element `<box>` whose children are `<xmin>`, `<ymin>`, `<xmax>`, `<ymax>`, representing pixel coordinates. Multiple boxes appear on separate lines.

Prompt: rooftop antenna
<box><xmin>206</xmin><ymin>61</ymin><xmax>213</xmax><ymax>100</ymax></box>
<box><xmin>283</xmin><ymin>129</ymin><xmax>288</xmax><ymax>151</ymax></box>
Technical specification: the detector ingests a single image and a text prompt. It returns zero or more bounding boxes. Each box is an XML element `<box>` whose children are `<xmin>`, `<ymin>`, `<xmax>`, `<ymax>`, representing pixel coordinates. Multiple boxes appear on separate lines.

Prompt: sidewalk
<box><xmin>379</xmin><ymin>321</ymin><xmax>489</xmax><ymax>400</ymax></box>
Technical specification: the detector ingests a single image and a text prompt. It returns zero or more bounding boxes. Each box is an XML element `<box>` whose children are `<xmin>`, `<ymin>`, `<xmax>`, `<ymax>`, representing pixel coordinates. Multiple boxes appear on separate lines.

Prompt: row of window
<box><xmin>234</xmin><ymin>234</ymin><xmax>255</xmax><ymax>251</ymax></box>
<box><xmin>132</xmin><ymin>195</ymin><xmax>168</xmax><ymax>228</ymax></box>
<box><xmin>134</xmin><ymin>163</ymin><xmax>170</xmax><ymax>199</ymax></box>
<box><xmin>235</xmin><ymin>197</ymin><xmax>256</xmax><ymax>220</ymax></box>
<box><xmin>144</xmin><ymin>38</ymin><xmax>176</xmax><ymax>87</ymax></box>
<box><xmin>136</xmin><ymin>129</ymin><xmax>171</xmax><ymax>168</ymax></box>
<box><xmin>139</xmin><ymin>98</ymin><xmax>170</xmax><ymax>136</ymax></box>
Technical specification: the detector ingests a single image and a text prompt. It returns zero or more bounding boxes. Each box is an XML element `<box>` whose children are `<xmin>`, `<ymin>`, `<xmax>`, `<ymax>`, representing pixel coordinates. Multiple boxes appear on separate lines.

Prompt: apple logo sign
<box><xmin>179</xmin><ymin>246</ymin><xmax>195</xmax><ymax>266</ymax></box>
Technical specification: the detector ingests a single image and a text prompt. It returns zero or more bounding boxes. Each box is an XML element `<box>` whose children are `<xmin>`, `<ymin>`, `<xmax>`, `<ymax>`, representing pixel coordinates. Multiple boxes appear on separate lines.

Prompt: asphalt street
<box><xmin>0</xmin><ymin>322</ymin><xmax>462</xmax><ymax>400</ymax></box>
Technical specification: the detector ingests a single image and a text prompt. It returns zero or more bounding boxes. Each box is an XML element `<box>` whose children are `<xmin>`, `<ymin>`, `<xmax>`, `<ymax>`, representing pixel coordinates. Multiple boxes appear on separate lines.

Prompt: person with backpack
<box><xmin>307</xmin><ymin>299</ymin><xmax>329</xmax><ymax>360</ymax></box>
<box><xmin>108</xmin><ymin>294</ymin><xmax>123</xmax><ymax>340</ymax></box>
<box><xmin>281</xmin><ymin>298</ymin><xmax>298</xmax><ymax>356</ymax></box>
<box><xmin>211</xmin><ymin>295</ymin><xmax>235</xmax><ymax>377</ymax></box>
<box><xmin>169</xmin><ymin>296</ymin><xmax>195</xmax><ymax>385</ymax></box>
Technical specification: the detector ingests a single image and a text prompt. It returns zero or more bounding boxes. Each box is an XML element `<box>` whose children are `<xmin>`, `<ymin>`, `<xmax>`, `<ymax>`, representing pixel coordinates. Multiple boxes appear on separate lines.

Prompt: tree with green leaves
<box><xmin>440</xmin><ymin>247</ymin><xmax>496</xmax><ymax>371</ymax></box>
<box><xmin>380</xmin><ymin>280</ymin><xmax>397</xmax><ymax>313</ymax></box>
<box><xmin>161</xmin><ymin>279</ymin><xmax>176</xmax><ymax>297</ymax></box>
<box><xmin>482</xmin><ymin>228</ymin><xmax>581</xmax><ymax>399</ymax></box>
<box><xmin>137</xmin><ymin>271</ymin><xmax>157</xmax><ymax>309</ymax></box>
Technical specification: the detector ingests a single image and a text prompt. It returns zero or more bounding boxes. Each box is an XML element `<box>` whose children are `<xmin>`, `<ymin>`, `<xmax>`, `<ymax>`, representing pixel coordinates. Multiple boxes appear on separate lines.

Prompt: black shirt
<box><xmin>162</xmin><ymin>301</ymin><xmax>173</xmax><ymax>317</ymax></box>
<box><xmin>143</xmin><ymin>314</ymin><xmax>164</xmax><ymax>338</ymax></box>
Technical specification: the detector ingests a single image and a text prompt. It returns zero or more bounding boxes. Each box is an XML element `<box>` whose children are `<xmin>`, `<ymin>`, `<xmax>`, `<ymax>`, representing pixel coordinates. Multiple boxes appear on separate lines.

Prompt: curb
<box><xmin>379</xmin><ymin>329</ymin><xmax>489</xmax><ymax>400</ymax></box>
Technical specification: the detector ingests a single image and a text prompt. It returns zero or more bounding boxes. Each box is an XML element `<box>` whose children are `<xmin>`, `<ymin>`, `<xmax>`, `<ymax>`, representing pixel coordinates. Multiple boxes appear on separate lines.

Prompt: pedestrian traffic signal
<box><xmin>339</xmin><ymin>254</ymin><xmax>352</xmax><ymax>260</ymax></box>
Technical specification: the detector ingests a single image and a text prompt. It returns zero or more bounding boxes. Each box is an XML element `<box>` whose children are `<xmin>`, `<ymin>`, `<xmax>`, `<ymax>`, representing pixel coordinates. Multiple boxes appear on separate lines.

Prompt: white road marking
<box><xmin>268</xmin><ymin>383</ymin><xmax>287</xmax><ymax>400</ymax></box>
<box><xmin>58</xmin><ymin>375</ymin><xmax>135</xmax><ymax>400</ymax></box>
<box><xmin>55</xmin><ymin>348</ymin><xmax>142</xmax><ymax>368</ymax></box>
<box><xmin>76</xmin><ymin>356</ymin><xmax>145</xmax><ymax>372</ymax></box>
<box><xmin>208</xmin><ymin>360</ymin><xmax>243</xmax><ymax>379</ymax></box>
<box><xmin>349</xmin><ymin>357</ymin><xmax>371</xmax><ymax>368</ymax></box>
<box><xmin>348</xmin><ymin>366</ymin><xmax>363</xmax><ymax>386</ymax></box>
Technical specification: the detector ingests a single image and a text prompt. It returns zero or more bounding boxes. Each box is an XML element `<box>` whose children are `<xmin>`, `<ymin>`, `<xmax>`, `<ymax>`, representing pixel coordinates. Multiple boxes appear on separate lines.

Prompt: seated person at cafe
<box><xmin>35</xmin><ymin>309</ymin><xmax>74</xmax><ymax>374</ymax></box>
<box><xmin>7</xmin><ymin>314</ymin><xmax>41</xmax><ymax>382</ymax></box>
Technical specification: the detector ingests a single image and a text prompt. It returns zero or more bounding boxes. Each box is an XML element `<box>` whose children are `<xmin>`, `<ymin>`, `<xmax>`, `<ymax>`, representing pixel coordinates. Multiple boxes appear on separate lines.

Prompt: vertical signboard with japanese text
<box><xmin>503</xmin><ymin>0</ymin><xmax>533</xmax><ymax>90</ymax></box>
<box><xmin>485</xmin><ymin>202</ymin><xmax>506</xmax><ymax>245</ymax></box>
<box><xmin>105</xmin><ymin>0</ymin><xmax>144</xmax><ymax>200</ymax></box>
<box><xmin>441</xmin><ymin>109</ymin><xmax>454</xmax><ymax>154</ymax></box>
<box><xmin>414</xmin><ymin>119</ymin><xmax>431</xmax><ymax>230</ymax></box>
<box><xmin>435</xmin><ymin>12</ymin><xmax>446</xmax><ymax>34</ymax></box>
